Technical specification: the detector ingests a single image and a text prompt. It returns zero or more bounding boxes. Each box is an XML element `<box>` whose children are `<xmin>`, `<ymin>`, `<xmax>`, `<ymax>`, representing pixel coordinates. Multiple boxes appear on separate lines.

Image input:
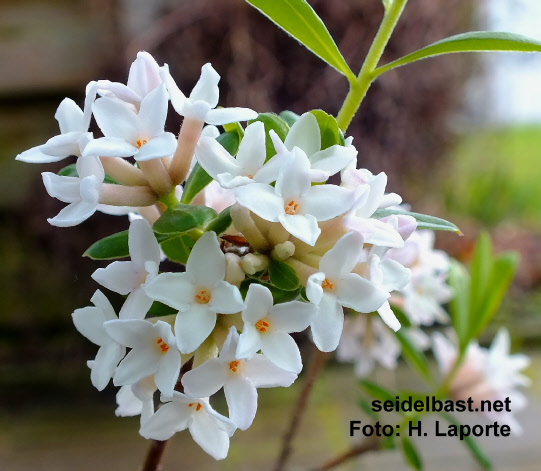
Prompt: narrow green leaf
<box><xmin>440</xmin><ymin>413</ymin><xmax>492</xmax><ymax>470</ymax></box>
<box><xmin>205</xmin><ymin>207</ymin><xmax>232</xmax><ymax>236</ymax></box>
<box><xmin>381</xmin><ymin>434</ymin><xmax>396</xmax><ymax>450</ymax></box>
<box><xmin>180</xmin><ymin>131</ymin><xmax>240</xmax><ymax>204</ymax></box>
<box><xmin>239</xmin><ymin>278</ymin><xmax>301</xmax><ymax>303</ymax></box>
<box><xmin>376</xmin><ymin>31</ymin><xmax>541</xmax><ymax>76</ymax></box>
<box><xmin>391</xmin><ymin>306</ymin><xmax>412</xmax><ymax>329</ymax></box>
<box><xmin>58</xmin><ymin>163</ymin><xmax>118</xmax><ymax>184</ymax></box>
<box><xmin>395</xmin><ymin>329</ymin><xmax>433</xmax><ymax>384</ymax></box>
<box><xmin>401</xmin><ymin>437</ymin><xmax>422</xmax><ymax>470</ymax></box>
<box><xmin>468</xmin><ymin>232</ymin><xmax>493</xmax><ymax>319</ymax></box>
<box><xmin>84</xmin><ymin>231</ymin><xmax>129</xmax><ymax>260</ymax></box>
<box><xmin>160</xmin><ymin>234</ymin><xmax>195</xmax><ymax>264</ymax></box>
<box><xmin>447</xmin><ymin>260</ymin><xmax>471</xmax><ymax>352</ymax></box>
<box><xmin>246</xmin><ymin>0</ymin><xmax>354</xmax><ymax>80</ymax></box>
<box><xmin>279</xmin><ymin>110</ymin><xmax>300</xmax><ymax>127</ymax></box>
<box><xmin>153</xmin><ymin>204</ymin><xmax>217</xmax><ymax>235</ymax></box>
<box><xmin>147</xmin><ymin>301</ymin><xmax>177</xmax><ymax>318</ymax></box>
<box><xmin>309</xmin><ymin>109</ymin><xmax>342</xmax><ymax>150</ymax></box>
<box><xmin>373</xmin><ymin>208</ymin><xmax>461</xmax><ymax>234</ymax></box>
<box><xmin>222</xmin><ymin>121</ymin><xmax>245</xmax><ymax>139</ymax></box>
<box><xmin>359</xmin><ymin>380</ymin><xmax>395</xmax><ymax>402</ymax></box>
<box><xmin>268</xmin><ymin>259</ymin><xmax>300</xmax><ymax>291</ymax></box>
<box><xmin>249</xmin><ymin>113</ymin><xmax>290</xmax><ymax>161</ymax></box>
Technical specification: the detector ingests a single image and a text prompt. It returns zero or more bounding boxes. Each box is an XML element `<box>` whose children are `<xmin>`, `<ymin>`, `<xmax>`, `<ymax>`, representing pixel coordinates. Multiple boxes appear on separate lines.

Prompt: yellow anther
<box><xmin>284</xmin><ymin>200</ymin><xmax>299</xmax><ymax>215</ymax></box>
<box><xmin>255</xmin><ymin>318</ymin><xmax>271</xmax><ymax>333</ymax></box>
<box><xmin>229</xmin><ymin>360</ymin><xmax>240</xmax><ymax>373</ymax></box>
<box><xmin>321</xmin><ymin>278</ymin><xmax>334</xmax><ymax>291</ymax></box>
<box><xmin>195</xmin><ymin>289</ymin><xmax>211</xmax><ymax>304</ymax></box>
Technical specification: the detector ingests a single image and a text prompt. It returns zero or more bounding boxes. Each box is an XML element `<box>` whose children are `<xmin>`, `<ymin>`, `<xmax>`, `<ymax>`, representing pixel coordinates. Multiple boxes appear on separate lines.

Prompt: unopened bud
<box><xmin>271</xmin><ymin>241</ymin><xmax>295</xmax><ymax>261</ymax></box>
<box><xmin>240</xmin><ymin>254</ymin><xmax>269</xmax><ymax>275</ymax></box>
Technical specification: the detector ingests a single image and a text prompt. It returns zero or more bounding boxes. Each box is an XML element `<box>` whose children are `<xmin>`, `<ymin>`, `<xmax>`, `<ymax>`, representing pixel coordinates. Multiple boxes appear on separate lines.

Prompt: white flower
<box><xmin>42</xmin><ymin>155</ymin><xmax>104</xmax><ymax>227</ymax></box>
<box><xmin>116</xmin><ymin>376</ymin><xmax>157</xmax><ymax>425</ymax></box>
<box><xmin>202</xmin><ymin>180</ymin><xmax>237</xmax><ymax>214</ymax></box>
<box><xmin>72</xmin><ymin>290</ymin><xmax>125</xmax><ymax>391</ymax></box>
<box><xmin>306</xmin><ymin>232</ymin><xmax>390</xmax><ymax>352</ymax></box>
<box><xmin>104</xmin><ymin>319</ymin><xmax>182</xmax><ymax>397</ymax></box>
<box><xmin>433</xmin><ymin>329</ymin><xmax>530</xmax><ymax>433</ymax></box>
<box><xmin>92</xmin><ymin>218</ymin><xmax>160</xmax><ymax>320</ymax></box>
<box><xmin>182</xmin><ymin>327</ymin><xmax>296</xmax><ymax>430</ymax></box>
<box><xmin>234</xmin><ymin>149</ymin><xmax>355</xmax><ymax>246</ymax></box>
<box><xmin>195</xmin><ymin>121</ymin><xmax>282</xmax><ymax>188</ymax></box>
<box><xmin>161</xmin><ymin>63</ymin><xmax>257</xmax><ymax>125</ymax></box>
<box><xmin>236</xmin><ymin>283</ymin><xmax>315</xmax><ymax>374</ymax></box>
<box><xmin>83</xmin><ymin>84</ymin><xmax>177</xmax><ymax>162</ymax></box>
<box><xmin>144</xmin><ymin>232</ymin><xmax>245</xmax><ymax>354</ymax></box>
<box><xmin>139</xmin><ymin>392</ymin><xmax>236</xmax><ymax>460</ymax></box>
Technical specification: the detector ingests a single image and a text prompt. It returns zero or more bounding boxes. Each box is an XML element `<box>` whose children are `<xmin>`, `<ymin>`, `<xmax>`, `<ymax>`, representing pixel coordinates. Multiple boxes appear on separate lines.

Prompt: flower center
<box><xmin>255</xmin><ymin>318</ymin><xmax>271</xmax><ymax>333</ymax></box>
<box><xmin>229</xmin><ymin>360</ymin><xmax>240</xmax><ymax>373</ymax></box>
<box><xmin>188</xmin><ymin>402</ymin><xmax>202</xmax><ymax>412</ymax></box>
<box><xmin>284</xmin><ymin>200</ymin><xmax>299</xmax><ymax>215</ymax></box>
<box><xmin>195</xmin><ymin>289</ymin><xmax>211</xmax><ymax>304</ymax></box>
<box><xmin>322</xmin><ymin>278</ymin><xmax>334</xmax><ymax>291</ymax></box>
<box><xmin>155</xmin><ymin>337</ymin><xmax>169</xmax><ymax>353</ymax></box>
<box><xmin>136</xmin><ymin>139</ymin><xmax>148</xmax><ymax>148</ymax></box>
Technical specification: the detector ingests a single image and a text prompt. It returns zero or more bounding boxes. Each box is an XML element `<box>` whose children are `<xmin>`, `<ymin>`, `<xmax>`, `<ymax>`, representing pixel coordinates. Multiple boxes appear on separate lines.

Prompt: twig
<box><xmin>274</xmin><ymin>346</ymin><xmax>327</xmax><ymax>471</ymax></box>
<box><xmin>313</xmin><ymin>436</ymin><xmax>380</xmax><ymax>471</ymax></box>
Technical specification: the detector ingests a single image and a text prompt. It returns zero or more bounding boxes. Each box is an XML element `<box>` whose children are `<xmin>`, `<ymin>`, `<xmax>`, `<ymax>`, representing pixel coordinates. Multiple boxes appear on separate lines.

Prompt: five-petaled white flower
<box><xmin>72</xmin><ymin>290</ymin><xmax>125</xmax><ymax>391</ymax></box>
<box><xmin>144</xmin><ymin>231</ymin><xmax>245</xmax><ymax>354</ymax></box>
<box><xmin>139</xmin><ymin>392</ymin><xmax>236</xmax><ymax>460</ymax></box>
<box><xmin>92</xmin><ymin>218</ymin><xmax>160</xmax><ymax>320</ymax></box>
<box><xmin>182</xmin><ymin>327</ymin><xmax>297</xmax><ymax>430</ymax></box>
<box><xmin>236</xmin><ymin>283</ymin><xmax>315</xmax><ymax>374</ymax></box>
<box><xmin>104</xmin><ymin>319</ymin><xmax>181</xmax><ymax>397</ymax></box>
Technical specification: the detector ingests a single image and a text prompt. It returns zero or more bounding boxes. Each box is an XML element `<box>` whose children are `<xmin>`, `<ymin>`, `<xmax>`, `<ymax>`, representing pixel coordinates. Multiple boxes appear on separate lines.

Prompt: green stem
<box><xmin>159</xmin><ymin>189</ymin><xmax>179</xmax><ymax>209</ymax></box>
<box><xmin>336</xmin><ymin>0</ymin><xmax>409</xmax><ymax>132</ymax></box>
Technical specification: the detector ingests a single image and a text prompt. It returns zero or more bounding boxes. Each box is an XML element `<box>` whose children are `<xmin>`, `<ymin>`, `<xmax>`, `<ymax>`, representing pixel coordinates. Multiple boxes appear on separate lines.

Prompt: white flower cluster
<box><xmin>17</xmin><ymin>51</ymin><xmax>450</xmax><ymax>460</ymax></box>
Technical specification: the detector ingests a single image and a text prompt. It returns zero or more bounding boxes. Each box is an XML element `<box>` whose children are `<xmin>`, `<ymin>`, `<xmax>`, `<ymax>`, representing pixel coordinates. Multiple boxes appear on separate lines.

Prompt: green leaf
<box><xmin>381</xmin><ymin>434</ymin><xmax>396</xmax><ymax>450</ymax></box>
<box><xmin>447</xmin><ymin>261</ymin><xmax>471</xmax><ymax>352</ymax></box>
<box><xmin>58</xmin><ymin>163</ymin><xmax>118</xmax><ymax>184</ymax></box>
<box><xmin>359</xmin><ymin>380</ymin><xmax>395</xmax><ymax>402</ymax></box>
<box><xmin>239</xmin><ymin>278</ymin><xmax>301</xmax><ymax>304</ymax></box>
<box><xmin>468</xmin><ymin>232</ymin><xmax>493</xmax><ymax>319</ymax></box>
<box><xmin>153</xmin><ymin>204</ymin><xmax>217</xmax><ymax>235</ymax></box>
<box><xmin>358</xmin><ymin>397</ymin><xmax>380</xmax><ymax>420</ymax></box>
<box><xmin>391</xmin><ymin>306</ymin><xmax>412</xmax><ymax>329</ymax></box>
<box><xmin>160</xmin><ymin>234</ymin><xmax>195</xmax><ymax>264</ymax></box>
<box><xmin>245</xmin><ymin>0</ymin><xmax>354</xmax><ymax>80</ymax></box>
<box><xmin>222</xmin><ymin>121</ymin><xmax>245</xmax><ymax>139</ymax></box>
<box><xmin>249</xmin><ymin>113</ymin><xmax>290</xmax><ymax>161</ymax></box>
<box><xmin>440</xmin><ymin>413</ymin><xmax>492</xmax><ymax>470</ymax></box>
<box><xmin>147</xmin><ymin>301</ymin><xmax>177</xmax><ymax>318</ymax></box>
<box><xmin>205</xmin><ymin>207</ymin><xmax>232</xmax><ymax>236</ymax></box>
<box><xmin>309</xmin><ymin>109</ymin><xmax>342</xmax><ymax>150</ymax></box>
<box><xmin>279</xmin><ymin>110</ymin><xmax>300</xmax><ymax>127</ymax></box>
<box><xmin>180</xmin><ymin>131</ymin><xmax>240</xmax><ymax>204</ymax></box>
<box><xmin>268</xmin><ymin>259</ymin><xmax>300</xmax><ymax>291</ymax></box>
<box><xmin>84</xmin><ymin>231</ymin><xmax>129</xmax><ymax>260</ymax></box>
<box><xmin>401</xmin><ymin>437</ymin><xmax>422</xmax><ymax>470</ymax></box>
<box><xmin>376</xmin><ymin>32</ymin><xmax>541</xmax><ymax>76</ymax></box>
<box><xmin>395</xmin><ymin>329</ymin><xmax>433</xmax><ymax>385</ymax></box>
<box><xmin>372</xmin><ymin>208</ymin><xmax>461</xmax><ymax>234</ymax></box>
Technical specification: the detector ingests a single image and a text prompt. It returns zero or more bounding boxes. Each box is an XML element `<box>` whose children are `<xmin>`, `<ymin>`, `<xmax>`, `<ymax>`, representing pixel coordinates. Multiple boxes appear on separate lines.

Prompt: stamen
<box><xmin>255</xmin><ymin>318</ymin><xmax>271</xmax><ymax>333</ymax></box>
<box><xmin>284</xmin><ymin>200</ymin><xmax>299</xmax><ymax>215</ymax></box>
<box><xmin>195</xmin><ymin>289</ymin><xmax>211</xmax><ymax>304</ymax></box>
<box><xmin>229</xmin><ymin>360</ymin><xmax>240</xmax><ymax>373</ymax></box>
<box><xmin>156</xmin><ymin>337</ymin><xmax>169</xmax><ymax>353</ymax></box>
<box><xmin>136</xmin><ymin>139</ymin><xmax>148</xmax><ymax>148</ymax></box>
<box><xmin>188</xmin><ymin>402</ymin><xmax>202</xmax><ymax>411</ymax></box>
<box><xmin>322</xmin><ymin>278</ymin><xmax>334</xmax><ymax>291</ymax></box>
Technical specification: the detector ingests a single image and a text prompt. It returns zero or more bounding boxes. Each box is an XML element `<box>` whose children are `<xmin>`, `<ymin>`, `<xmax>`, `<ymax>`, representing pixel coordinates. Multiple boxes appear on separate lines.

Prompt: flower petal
<box><xmin>319</xmin><ymin>232</ymin><xmax>364</xmax><ymax>279</ymax></box>
<box><xmin>72</xmin><ymin>306</ymin><xmax>108</xmax><ymax>346</ymax></box>
<box><xmin>55</xmin><ymin>98</ymin><xmax>84</xmax><ymax>134</ymax></box>
<box><xmin>195</xmin><ymin>135</ymin><xmax>240</xmax><ymax>180</ymax></box>
<box><xmin>113</xmin><ymin>347</ymin><xmax>159</xmax><ymax>386</ymax></box>
<box><xmin>91</xmin><ymin>342</ymin><xmax>125</xmax><ymax>391</ymax></box>
<box><xmin>209</xmin><ymin>281</ymin><xmax>244</xmax><ymax>314</ymax></box>
<box><xmin>269</xmin><ymin>301</ymin><xmax>315</xmax><ymax>333</ymax></box>
<box><xmin>234</xmin><ymin>184</ymin><xmax>284</xmax><ymax>222</ymax></box>
<box><xmin>309</xmin><ymin>145</ymin><xmax>356</xmax><ymax>175</ymax></box>
<box><xmin>135</xmin><ymin>133</ymin><xmax>178</xmax><ymax>161</ymax></box>
<box><xmin>139</xmin><ymin>401</ymin><xmax>191</xmax><ymax>441</ymax></box>
<box><xmin>310</xmin><ymin>293</ymin><xmax>344</xmax><ymax>352</ymax></box>
<box><xmin>242</xmin><ymin>283</ymin><xmax>274</xmax><ymax>323</ymax></box>
<box><xmin>129</xmin><ymin>218</ymin><xmax>161</xmax><ymax>267</ymax></box>
<box><xmin>82</xmin><ymin>136</ymin><xmax>138</xmax><ymax>158</ymax></box>
<box><xmin>303</xmin><ymin>185</ymin><xmax>355</xmax><ymax>221</ymax></box>
<box><xmin>186</xmin><ymin>232</ymin><xmax>225</xmax><ymax>287</ymax></box>
<box><xmin>47</xmin><ymin>199</ymin><xmax>98</xmax><ymax>227</ymax></box>
<box><xmin>127</xmin><ymin>51</ymin><xmax>161</xmax><ymax>99</ymax></box>
<box><xmin>284</xmin><ymin>113</ymin><xmax>320</xmax><ymax>157</ymax></box>
<box><xmin>189</xmin><ymin>408</ymin><xmax>231</xmax><ymax>460</ymax></box>
<box><xmin>92</xmin><ymin>97</ymin><xmax>138</xmax><ymax>142</ymax></box>
<box><xmin>190</xmin><ymin>63</ymin><xmax>220</xmax><ymax>108</ymax></box>
<box><xmin>159</xmin><ymin>64</ymin><xmax>186</xmax><ymax>115</ymax></box>
<box><xmin>278</xmin><ymin>214</ymin><xmax>320</xmax><ymax>246</ymax></box>
<box><xmin>224</xmin><ymin>377</ymin><xmax>257</xmax><ymax>430</ymax></box>
<box><xmin>235</xmin><ymin>121</ymin><xmax>266</xmax><ymax>170</ymax></box>
<box><xmin>260</xmin><ymin>332</ymin><xmax>302</xmax><ymax>373</ymax></box>
<box><xmin>104</xmin><ymin>319</ymin><xmax>155</xmax><ymax>348</ymax></box>
<box><xmin>377</xmin><ymin>302</ymin><xmax>401</xmax><ymax>332</ymax></box>
<box><xmin>236</xmin><ymin>324</ymin><xmax>261</xmax><ymax>359</ymax></box>
<box><xmin>175</xmin><ymin>305</ymin><xmax>217</xmax><ymax>354</ymax></box>
<box><xmin>306</xmin><ymin>272</ymin><xmax>325</xmax><ymax>305</ymax></box>
<box><xmin>244</xmin><ymin>355</ymin><xmax>297</xmax><ymax>388</ymax></box>
<box><xmin>205</xmin><ymin>107</ymin><xmax>258</xmax><ymax>126</ymax></box>
<box><xmin>336</xmin><ymin>273</ymin><xmax>389</xmax><ymax>313</ymax></box>
<box><xmin>138</xmin><ymin>84</ymin><xmax>169</xmax><ymax>138</ymax></box>
<box><xmin>182</xmin><ymin>358</ymin><xmax>227</xmax><ymax>397</ymax></box>
<box><xmin>155</xmin><ymin>350</ymin><xmax>182</xmax><ymax>397</ymax></box>
<box><xmin>42</xmin><ymin>173</ymin><xmax>81</xmax><ymax>203</ymax></box>
<box><xmin>144</xmin><ymin>272</ymin><xmax>195</xmax><ymax>311</ymax></box>
<box><xmin>92</xmin><ymin>261</ymin><xmax>139</xmax><ymax>295</ymax></box>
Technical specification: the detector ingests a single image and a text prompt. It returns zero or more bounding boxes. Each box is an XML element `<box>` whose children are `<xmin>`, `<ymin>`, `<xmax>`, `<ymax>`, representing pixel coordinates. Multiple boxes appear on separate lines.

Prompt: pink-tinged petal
<box><xmin>320</xmin><ymin>232</ymin><xmax>364</xmax><ymax>279</ymax></box>
<box><xmin>235</xmin><ymin>121</ymin><xmax>266</xmax><ymax>170</ymax></box>
<box><xmin>189</xmin><ymin>409</ymin><xmax>231</xmax><ymax>460</ymax></box>
<box><xmin>234</xmin><ymin>184</ymin><xmax>284</xmax><ymax>222</ymax></box>
<box><xmin>92</xmin><ymin>261</ymin><xmax>139</xmax><ymax>295</ymax></box>
<box><xmin>47</xmin><ymin>200</ymin><xmax>98</xmax><ymax>227</ymax></box>
<box><xmin>260</xmin><ymin>333</ymin><xmax>302</xmax><ymax>374</ymax></box>
<box><xmin>186</xmin><ymin>232</ymin><xmax>225</xmax><ymax>287</ymax></box>
<box><xmin>275</xmin><ymin>149</ymin><xmax>311</xmax><ymax>200</ymax></box>
<box><xmin>303</xmin><ymin>185</ymin><xmax>355</xmax><ymax>221</ymax></box>
<box><xmin>377</xmin><ymin>302</ymin><xmax>401</xmax><ymax>332</ymax></box>
<box><xmin>135</xmin><ymin>133</ymin><xmax>177</xmax><ymax>161</ymax></box>
<box><xmin>72</xmin><ymin>306</ymin><xmax>108</xmax><ymax>346</ymax></box>
<box><xmin>195</xmin><ymin>136</ymin><xmax>240</xmax><ymax>180</ymax></box>
<box><xmin>155</xmin><ymin>350</ymin><xmax>182</xmax><ymax>397</ymax></box>
<box><xmin>91</xmin><ymin>342</ymin><xmax>125</xmax><ymax>391</ymax></box>
<box><xmin>129</xmin><ymin>218</ymin><xmax>161</xmax><ymax>267</ymax></box>
<box><xmin>159</xmin><ymin>64</ymin><xmax>187</xmax><ymax>114</ymax></box>
<box><xmin>175</xmin><ymin>305</ymin><xmax>217</xmax><ymax>354</ymax></box>
<box><xmin>55</xmin><ymin>98</ymin><xmax>84</xmax><ymax>134</ymax></box>
<box><xmin>77</xmin><ymin>155</ymin><xmax>105</xmax><ymax>181</ymax></box>
<box><xmin>278</xmin><ymin>214</ymin><xmax>320</xmax><ymax>246</ymax></box>
<box><xmin>284</xmin><ymin>113</ymin><xmax>320</xmax><ymax>157</ymax></box>
<box><xmin>205</xmin><ymin>107</ymin><xmax>258</xmax><ymax>126</ymax></box>
<box><xmin>306</xmin><ymin>272</ymin><xmax>325</xmax><ymax>305</ymax></box>
<box><xmin>309</xmin><ymin>145</ymin><xmax>356</xmax><ymax>175</ymax></box>
<box><xmin>127</xmin><ymin>51</ymin><xmax>161</xmax><ymax>99</ymax></box>
<box><xmin>190</xmin><ymin>63</ymin><xmax>220</xmax><ymax>108</ymax></box>
<box><xmin>182</xmin><ymin>101</ymin><xmax>211</xmax><ymax>122</ymax></box>
<box><xmin>95</xmin><ymin>80</ymin><xmax>142</xmax><ymax>105</ymax></box>
<box><xmin>224</xmin><ymin>377</ymin><xmax>257</xmax><ymax>430</ymax></box>
<box><xmin>244</xmin><ymin>355</ymin><xmax>297</xmax><ymax>388</ymax></box>
<box><xmin>92</xmin><ymin>97</ymin><xmax>138</xmax><ymax>142</ymax></box>
<box><xmin>113</xmin><ymin>347</ymin><xmax>159</xmax><ymax>386</ymax></box>
<box><xmin>138</xmin><ymin>84</ymin><xmax>169</xmax><ymax>137</ymax></box>
<box><xmin>182</xmin><ymin>358</ymin><xmax>227</xmax><ymax>397</ymax></box>
<box><xmin>310</xmin><ymin>293</ymin><xmax>344</xmax><ymax>352</ymax></box>
<box><xmin>344</xmin><ymin>216</ymin><xmax>404</xmax><ymax>248</ymax></box>
<box><xmin>236</xmin><ymin>324</ymin><xmax>261</xmax><ymax>359</ymax></box>
<box><xmin>42</xmin><ymin>173</ymin><xmax>81</xmax><ymax>203</ymax></box>
<box><xmin>269</xmin><ymin>301</ymin><xmax>315</xmax><ymax>333</ymax></box>
<box><xmin>139</xmin><ymin>401</ymin><xmax>191</xmax><ymax>441</ymax></box>
<box><xmin>119</xmin><ymin>288</ymin><xmax>154</xmax><ymax>320</ymax></box>
<box><xmin>82</xmin><ymin>137</ymin><xmax>138</xmax><ymax>158</ymax></box>
<box><xmin>16</xmin><ymin>145</ymin><xmax>65</xmax><ymax>164</ymax></box>
<box><xmin>209</xmin><ymin>281</ymin><xmax>244</xmax><ymax>314</ymax></box>
<box><xmin>380</xmin><ymin>214</ymin><xmax>417</xmax><ymax>241</ymax></box>
<box><xmin>41</xmin><ymin>132</ymin><xmax>81</xmax><ymax>158</ymax></box>
<box><xmin>379</xmin><ymin>259</ymin><xmax>410</xmax><ymax>292</ymax></box>
<box><xmin>336</xmin><ymin>273</ymin><xmax>389</xmax><ymax>313</ymax></box>
<box><xmin>242</xmin><ymin>284</ymin><xmax>274</xmax><ymax>324</ymax></box>
<box><xmin>144</xmin><ymin>272</ymin><xmax>195</xmax><ymax>311</ymax></box>
<box><xmin>104</xmin><ymin>319</ymin><xmax>155</xmax><ymax>348</ymax></box>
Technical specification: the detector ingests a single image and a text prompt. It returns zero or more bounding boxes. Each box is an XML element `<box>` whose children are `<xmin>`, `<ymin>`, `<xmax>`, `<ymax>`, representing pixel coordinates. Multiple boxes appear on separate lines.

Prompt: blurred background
<box><xmin>1</xmin><ymin>0</ymin><xmax>540</xmax><ymax>469</ymax></box>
